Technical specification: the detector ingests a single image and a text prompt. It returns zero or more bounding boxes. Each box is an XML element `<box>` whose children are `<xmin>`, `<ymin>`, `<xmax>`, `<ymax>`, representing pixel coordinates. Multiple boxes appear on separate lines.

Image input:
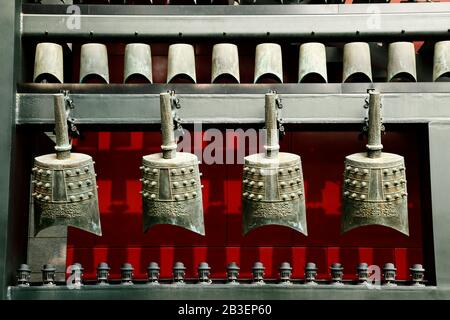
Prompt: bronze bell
<box><xmin>241</xmin><ymin>91</ymin><xmax>307</xmax><ymax>235</ymax></box>
<box><xmin>141</xmin><ymin>92</ymin><xmax>205</xmax><ymax>235</ymax></box>
<box><xmin>341</xmin><ymin>90</ymin><xmax>409</xmax><ymax>235</ymax></box>
<box><xmin>32</xmin><ymin>94</ymin><xmax>101</xmax><ymax>236</ymax></box>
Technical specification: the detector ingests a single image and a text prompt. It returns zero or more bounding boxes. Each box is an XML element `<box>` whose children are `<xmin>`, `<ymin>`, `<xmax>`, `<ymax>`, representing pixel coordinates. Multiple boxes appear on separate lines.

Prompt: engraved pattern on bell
<box><xmin>242</xmin><ymin>153</ymin><xmax>307</xmax><ymax>235</ymax></box>
<box><xmin>141</xmin><ymin>152</ymin><xmax>205</xmax><ymax>235</ymax></box>
<box><xmin>342</xmin><ymin>154</ymin><xmax>409</xmax><ymax>234</ymax></box>
<box><xmin>32</xmin><ymin>153</ymin><xmax>101</xmax><ymax>236</ymax></box>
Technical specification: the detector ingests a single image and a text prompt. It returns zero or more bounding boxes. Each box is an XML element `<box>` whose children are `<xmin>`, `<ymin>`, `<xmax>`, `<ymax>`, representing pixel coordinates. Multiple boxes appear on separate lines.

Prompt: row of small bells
<box><xmin>33</xmin><ymin>40</ymin><xmax>450</xmax><ymax>84</ymax></box>
<box><xmin>16</xmin><ymin>262</ymin><xmax>426</xmax><ymax>287</ymax></box>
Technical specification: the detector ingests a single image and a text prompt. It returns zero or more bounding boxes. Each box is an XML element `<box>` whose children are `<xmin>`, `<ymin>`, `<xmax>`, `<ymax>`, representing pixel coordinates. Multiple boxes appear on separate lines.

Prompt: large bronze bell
<box><xmin>241</xmin><ymin>92</ymin><xmax>307</xmax><ymax>235</ymax></box>
<box><xmin>341</xmin><ymin>90</ymin><xmax>409</xmax><ymax>235</ymax></box>
<box><xmin>32</xmin><ymin>94</ymin><xmax>101</xmax><ymax>236</ymax></box>
<box><xmin>141</xmin><ymin>92</ymin><xmax>205</xmax><ymax>235</ymax></box>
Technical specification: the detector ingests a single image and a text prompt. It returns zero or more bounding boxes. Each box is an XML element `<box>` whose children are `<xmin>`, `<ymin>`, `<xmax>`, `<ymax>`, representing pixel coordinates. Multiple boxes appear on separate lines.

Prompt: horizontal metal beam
<box><xmin>16</xmin><ymin>83</ymin><xmax>450</xmax><ymax>126</ymax></box>
<box><xmin>21</xmin><ymin>3</ymin><xmax>450</xmax><ymax>40</ymax></box>
<box><xmin>7</xmin><ymin>284</ymin><xmax>449</xmax><ymax>300</ymax></box>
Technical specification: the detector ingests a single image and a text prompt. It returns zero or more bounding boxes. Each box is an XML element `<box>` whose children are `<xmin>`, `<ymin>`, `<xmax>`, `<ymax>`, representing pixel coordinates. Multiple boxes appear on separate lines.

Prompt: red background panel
<box><xmin>66</xmin><ymin>127</ymin><xmax>430</xmax><ymax>281</ymax></box>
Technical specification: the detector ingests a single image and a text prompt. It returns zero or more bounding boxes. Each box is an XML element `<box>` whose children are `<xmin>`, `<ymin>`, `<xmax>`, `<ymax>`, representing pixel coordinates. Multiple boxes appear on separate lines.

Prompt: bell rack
<box><xmin>1</xmin><ymin>1</ymin><xmax>450</xmax><ymax>300</ymax></box>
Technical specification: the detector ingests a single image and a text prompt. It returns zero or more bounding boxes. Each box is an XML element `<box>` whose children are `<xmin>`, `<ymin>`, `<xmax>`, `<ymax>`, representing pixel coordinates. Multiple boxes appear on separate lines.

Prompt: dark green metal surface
<box><xmin>7</xmin><ymin>284</ymin><xmax>450</xmax><ymax>300</ymax></box>
<box><xmin>0</xmin><ymin>0</ymin><xmax>21</xmax><ymax>301</ymax></box>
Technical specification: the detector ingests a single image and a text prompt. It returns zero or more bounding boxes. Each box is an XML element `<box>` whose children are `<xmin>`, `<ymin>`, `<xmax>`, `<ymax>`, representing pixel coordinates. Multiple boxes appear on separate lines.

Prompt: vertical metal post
<box><xmin>0</xmin><ymin>0</ymin><xmax>20</xmax><ymax>300</ymax></box>
<box><xmin>160</xmin><ymin>92</ymin><xmax>176</xmax><ymax>159</ymax></box>
<box><xmin>54</xmin><ymin>95</ymin><xmax>71</xmax><ymax>160</ymax></box>
<box><xmin>428</xmin><ymin>122</ymin><xmax>450</xmax><ymax>286</ymax></box>
<box><xmin>264</xmin><ymin>92</ymin><xmax>279</xmax><ymax>159</ymax></box>
<box><xmin>366</xmin><ymin>90</ymin><xmax>383</xmax><ymax>159</ymax></box>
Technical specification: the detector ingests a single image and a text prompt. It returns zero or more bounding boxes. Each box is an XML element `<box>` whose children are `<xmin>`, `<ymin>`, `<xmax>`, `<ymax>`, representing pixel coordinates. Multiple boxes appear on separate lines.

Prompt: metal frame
<box><xmin>1</xmin><ymin>2</ymin><xmax>450</xmax><ymax>300</ymax></box>
<box><xmin>0</xmin><ymin>0</ymin><xmax>22</xmax><ymax>301</ymax></box>
<box><xmin>16</xmin><ymin>83</ymin><xmax>450</xmax><ymax>125</ymax></box>
<box><xmin>7</xmin><ymin>284</ymin><xmax>450</xmax><ymax>300</ymax></box>
<box><xmin>21</xmin><ymin>3</ymin><xmax>450</xmax><ymax>40</ymax></box>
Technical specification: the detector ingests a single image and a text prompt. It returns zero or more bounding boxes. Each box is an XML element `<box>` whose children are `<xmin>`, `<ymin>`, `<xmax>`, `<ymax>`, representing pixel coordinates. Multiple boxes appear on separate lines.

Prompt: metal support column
<box><xmin>0</xmin><ymin>0</ymin><xmax>21</xmax><ymax>300</ymax></box>
<box><xmin>429</xmin><ymin>122</ymin><xmax>450</xmax><ymax>287</ymax></box>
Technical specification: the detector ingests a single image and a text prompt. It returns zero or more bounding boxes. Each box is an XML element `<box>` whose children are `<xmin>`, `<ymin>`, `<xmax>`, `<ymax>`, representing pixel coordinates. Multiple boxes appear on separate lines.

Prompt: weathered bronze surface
<box><xmin>33</xmin><ymin>43</ymin><xmax>63</xmax><ymax>84</ymax></box>
<box><xmin>387</xmin><ymin>42</ymin><xmax>417</xmax><ymax>82</ymax></box>
<box><xmin>298</xmin><ymin>42</ymin><xmax>327</xmax><ymax>83</ymax></box>
<box><xmin>342</xmin><ymin>42</ymin><xmax>372</xmax><ymax>83</ymax></box>
<box><xmin>242</xmin><ymin>92</ymin><xmax>307</xmax><ymax>235</ymax></box>
<box><xmin>32</xmin><ymin>94</ymin><xmax>101</xmax><ymax>236</ymax></box>
<box><xmin>433</xmin><ymin>40</ymin><xmax>450</xmax><ymax>81</ymax></box>
<box><xmin>124</xmin><ymin>43</ymin><xmax>153</xmax><ymax>83</ymax></box>
<box><xmin>79</xmin><ymin>43</ymin><xmax>109</xmax><ymax>83</ymax></box>
<box><xmin>254</xmin><ymin>43</ymin><xmax>283</xmax><ymax>83</ymax></box>
<box><xmin>141</xmin><ymin>92</ymin><xmax>204</xmax><ymax>235</ymax></box>
<box><xmin>211</xmin><ymin>43</ymin><xmax>240</xmax><ymax>83</ymax></box>
<box><xmin>341</xmin><ymin>90</ymin><xmax>409</xmax><ymax>235</ymax></box>
<box><xmin>167</xmin><ymin>44</ymin><xmax>196</xmax><ymax>83</ymax></box>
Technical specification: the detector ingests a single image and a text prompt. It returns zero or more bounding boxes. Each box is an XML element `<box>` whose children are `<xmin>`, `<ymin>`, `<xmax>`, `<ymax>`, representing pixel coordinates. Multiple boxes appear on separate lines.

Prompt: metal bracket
<box><xmin>169</xmin><ymin>90</ymin><xmax>184</xmax><ymax>137</ymax></box>
<box><xmin>362</xmin><ymin>90</ymin><xmax>384</xmax><ymax>138</ymax></box>
<box><xmin>62</xmin><ymin>90</ymin><xmax>80</xmax><ymax>138</ymax></box>
<box><xmin>272</xmin><ymin>90</ymin><xmax>285</xmax><ymax>137</ymax></box>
